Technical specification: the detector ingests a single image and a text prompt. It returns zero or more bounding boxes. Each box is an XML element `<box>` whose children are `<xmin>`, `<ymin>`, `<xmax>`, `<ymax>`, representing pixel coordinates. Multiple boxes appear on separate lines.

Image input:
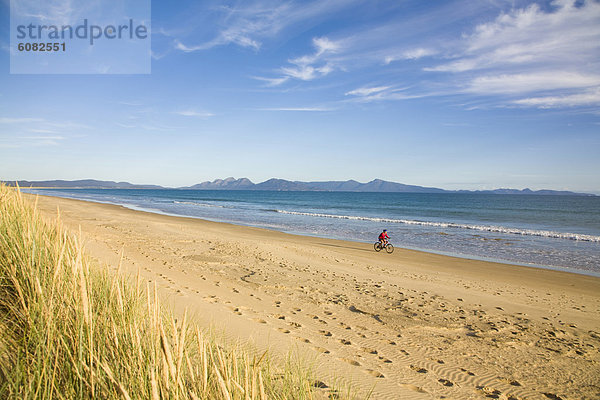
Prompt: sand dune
<box><xmin>30</xmin><ymin>194</ymin><xmax>600</xmax><ymax>399</ymax></box>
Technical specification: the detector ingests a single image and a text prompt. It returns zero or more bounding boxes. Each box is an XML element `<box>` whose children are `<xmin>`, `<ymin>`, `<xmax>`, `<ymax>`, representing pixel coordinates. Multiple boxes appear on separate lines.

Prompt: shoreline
<box><xmin>25</xmin><ymin>192</ymin><xmax>600</xmax><ymax>399</ymax></box>
<box><xmin>23</xmin><ymin>189</ymin><xmax>600</xmax><ymax>278</ymax></box>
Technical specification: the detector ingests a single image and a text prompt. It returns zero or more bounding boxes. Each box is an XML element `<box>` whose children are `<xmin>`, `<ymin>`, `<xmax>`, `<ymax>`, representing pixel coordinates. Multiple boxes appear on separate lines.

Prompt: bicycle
<box><xmin>374</xmin><ymin>240</ymin><xmax>394</xmax><ymax>253</ymax></box>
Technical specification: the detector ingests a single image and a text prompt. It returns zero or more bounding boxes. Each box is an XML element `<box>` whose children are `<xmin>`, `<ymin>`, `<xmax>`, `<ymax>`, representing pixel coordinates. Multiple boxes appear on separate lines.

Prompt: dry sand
<box><xmin>28</xmin><ymin>194</ymin><xmax>600</xmax><ymax>399</ymax></box>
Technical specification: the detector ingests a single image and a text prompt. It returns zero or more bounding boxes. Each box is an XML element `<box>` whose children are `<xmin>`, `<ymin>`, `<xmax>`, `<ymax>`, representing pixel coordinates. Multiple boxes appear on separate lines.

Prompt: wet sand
<box><xmin>29</xmin><ymin>193</ymin><xmax>600</xmax><ymax>399</ymax></box>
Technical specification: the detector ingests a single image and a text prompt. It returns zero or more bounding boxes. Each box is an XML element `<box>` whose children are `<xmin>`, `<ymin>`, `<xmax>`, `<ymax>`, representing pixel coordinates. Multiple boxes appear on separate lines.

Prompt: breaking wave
<box><xmin>173</xmin><ymin>200</ymin><xmax>226</xmax><ymax>208</ymax></box>
<box><xmin>273</xmin><ymin>210</ymin><xmax>600</xmax><ymax>242</ymax></box>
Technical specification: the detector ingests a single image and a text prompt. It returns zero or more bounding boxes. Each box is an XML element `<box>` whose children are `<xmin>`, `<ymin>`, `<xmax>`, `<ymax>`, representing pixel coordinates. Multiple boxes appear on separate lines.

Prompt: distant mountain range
<box><xmin>3</xmin><ymin>178</ymin><xmax>595</xmax><ymax>196</ymax></box>
<box><xmin>4</xmin><ymin>179</ymin><xmax>163</xmax><ymax>189</ymax></box>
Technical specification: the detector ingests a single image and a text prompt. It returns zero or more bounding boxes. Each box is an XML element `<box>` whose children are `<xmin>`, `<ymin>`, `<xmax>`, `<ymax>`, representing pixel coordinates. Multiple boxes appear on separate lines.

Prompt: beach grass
<box><xmin>0</xmin><ymin>184</ymin><xmax>329</xmax><ymax>399</ymax></box>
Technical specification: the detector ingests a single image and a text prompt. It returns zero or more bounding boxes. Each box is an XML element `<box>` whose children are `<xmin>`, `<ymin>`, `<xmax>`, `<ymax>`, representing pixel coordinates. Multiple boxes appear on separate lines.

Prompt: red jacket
<box><xmin>379</xmin><ymin>232</ymin><xmax>389</xmax><ymax>241</ymax></box>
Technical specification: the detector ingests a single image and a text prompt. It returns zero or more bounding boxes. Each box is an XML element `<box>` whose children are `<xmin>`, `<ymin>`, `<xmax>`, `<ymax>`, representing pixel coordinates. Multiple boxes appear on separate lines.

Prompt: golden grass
<box><xmin>0</xmin><ymin>184</ymin><xmax>335</xmax><ymax>399</ymax></box>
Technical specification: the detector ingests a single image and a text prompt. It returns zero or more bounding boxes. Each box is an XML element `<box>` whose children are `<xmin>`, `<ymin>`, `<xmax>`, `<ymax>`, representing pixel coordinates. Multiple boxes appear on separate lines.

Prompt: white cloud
<box><xmin>344</xmin><ymin>85</ymin><xmax>422</xmax><ymax>103</ymax></box>
<box><xmin>174</xmin><ymin>40</ymin><xmax>210</xmax><ymax>53</ymax></box>
<box><xmin>422</xmin><ymin>0</ymin><xmax>600</xmax><ymax>108</ymax></box>
<box><xmin>513</xmin><ymin>88</ymin><xmax>600</xmax><ymax>108</ymax></box>
<box><xmin>345</xmin><ymin>86</ymin><xmax>390</xmax><ymax>96</ymax></box>
<box><xmin>466</xmin><ymin>72</ymin><xmax>600</xmax><ymax>95</ymax></box>
<box><xmin>173</xmin><ymin>0</ymin><xmax>360</xmax><ymax>53</ymax></box>
<box><xmin>251</xmin><ymin>76</ymin><xmax>290</xmax><ymax>86</ymax></box>
<box><xmin>0</xmin><ymin>117</ymin><xmax>89</xmax><ymax>131</ymax></box>
<box><xmin>259</xmin><ymin>36</ymin><xmax>342</xmax><ymax>84</ymax></box>
<box><xmin>279</xmin><ymin>63</ymin><xmax>335</xmax><ymax>81</ymax></box>
<box><xmin>313</xmin><ymin>37</ymin><xmax>341</xmax><ymax>55</ymax></box>
<box><xmin>173</xmin><ymin>110</ymin><xmax>214</xmax><ymax>118</ymax></box>
<box><xmin>385</xmin><ymin>48</ymin><xmax>437</xmax><ymax>64</ymax></box>
<box><xmin>28</xmin><ymin>128</ymin><xmax>58</xmax><ymax>134</ymax></box>
<box><xmin>259</xmin><ymin>107</ymin><xmax>333</xmax><ymax>112</ymax></box>
<box><xmin>433</xmin><ymin>0</ymin><xmax>600</xmax><ymax>72</ymax></box>
<box><xmin>22</xmin><ymin>135</ymin><xmax>65</xmax><ymax>141</ymax></box>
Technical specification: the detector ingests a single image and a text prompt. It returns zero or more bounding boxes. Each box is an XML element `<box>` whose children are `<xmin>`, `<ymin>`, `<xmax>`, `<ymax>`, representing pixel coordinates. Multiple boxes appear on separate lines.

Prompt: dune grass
<box><xmin>0</xmin><ymin>184</ymin><xmax>330</xmax><ymax>399</ymax></box>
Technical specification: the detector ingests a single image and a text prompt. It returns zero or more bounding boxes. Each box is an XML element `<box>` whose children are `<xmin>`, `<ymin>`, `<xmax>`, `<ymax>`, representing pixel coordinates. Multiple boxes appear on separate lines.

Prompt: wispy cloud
<box><xmin>259</xmin><ymin>106</ymin><xmax>333</xmax><ymax>112</ymax></box>
<box><xmin>344</xmin><ymin>85</ymin><xmax>423</xmax><ymax>103</ymax></box>
<box><xmin>256</xmin><ymin>36</ymin><xmax>342</xmax><ymax>84</ymax></box>
<box><xmin>345</xmin><ymin>86</ymin><xmax>390</xmax><ymax>97</ymax></box>
<box><xmin>173</xmin><ymin>0</ymin><xmax>360</xmax><ymax>53</ymax></box>
<box><xmin>256</xmin><ymin>0</ymin><xmax>600</xmax><ymax>109</ymax></box>
<box><xmin>251</xmin><ymin>76</ymin><xmax>290</xmax><ymax>87</ymax></box>
<box><xmin>0</xmin><ymin>133</ymin><xmax>66</xmax><ymax>148</ymax></box>
<box><xmin>173</xmin><ymin>110</ymin><xmax>215</xmax><ymax>118</ymax></box>
<box><xmin>0</xmin><ymin>117</ymin><xmax>89</xmax><ymax>130</ymax></box>
<box><xmin>28</xmin><ymin>128</ymin><xmax>58</xmax><ymax>134</ymax></box>
<box><xmin>384</xmin><ymin>48</ymin><xmax>437</xmax><ymax>64</ymax></box>
<box><xmin>249</xmin><ymin>2</ymin><xmax>502</xmax><ymax>92</ymax></box>
<box><xmin>513</xmin><ymin>88</ymin><xmax>600</xmax><ymax>108</ymax></box>
<box><xmin>423</xmin><ymin>0</ymin><xmax>600</xmax><ymax>108</ymax></box>
<box><xmin>466</xmin><ymin>72</ymin><xmax>600</xmax><ymax>95</ymax></box>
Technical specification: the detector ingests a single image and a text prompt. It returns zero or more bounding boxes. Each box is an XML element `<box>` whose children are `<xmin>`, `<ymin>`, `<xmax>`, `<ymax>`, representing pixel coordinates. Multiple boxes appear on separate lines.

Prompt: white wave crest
<box><xmin>174</xmin><ymin>200</ymin><xmax>225</xmax><ymax>208</ymax></box>
<box><xmin>274</xmin><ymin>210</ymin><xmax>600</xmax><ymax>243</ymax></box>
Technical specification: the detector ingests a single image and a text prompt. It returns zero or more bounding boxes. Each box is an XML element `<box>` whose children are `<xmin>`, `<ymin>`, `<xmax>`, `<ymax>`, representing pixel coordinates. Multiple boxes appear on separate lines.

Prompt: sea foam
<box><xmin>274</xmin><ymin>210</ymin><xmax>600</xmax><ymax>242</ymax></box>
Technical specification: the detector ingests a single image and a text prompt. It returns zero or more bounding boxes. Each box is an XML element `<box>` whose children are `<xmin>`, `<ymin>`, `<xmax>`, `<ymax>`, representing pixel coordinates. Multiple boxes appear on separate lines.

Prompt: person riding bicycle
<box><xmin>378</xmin><ymin>229</ymin><xmax>389</xmax><ymax>245</ymax></box>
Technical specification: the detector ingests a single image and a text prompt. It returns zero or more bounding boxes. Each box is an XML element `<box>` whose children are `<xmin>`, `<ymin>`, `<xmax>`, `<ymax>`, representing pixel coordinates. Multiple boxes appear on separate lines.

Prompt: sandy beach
<box><xmin>28</xmin><ymin>193</ymin><xmax>600</xmax><ymax>400</ymax></box>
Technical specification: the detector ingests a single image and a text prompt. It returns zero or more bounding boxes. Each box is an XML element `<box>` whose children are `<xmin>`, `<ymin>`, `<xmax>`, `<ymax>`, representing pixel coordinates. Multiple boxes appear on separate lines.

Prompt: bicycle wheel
<box><xmin>385</xmin><ymin>244</ymin><xmax>394</xmax><ymax>253</ymax></box>
<box><xmin>374</xmin><ymin>242</ymin><xmax>382</xmax><ymax>252</ymax></box>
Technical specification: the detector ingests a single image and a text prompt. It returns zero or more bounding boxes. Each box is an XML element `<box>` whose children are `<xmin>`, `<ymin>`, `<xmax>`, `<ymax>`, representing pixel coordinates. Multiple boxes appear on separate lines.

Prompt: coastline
<box><xmin>21</xmin><ymin>188</ymin><xmax>600</xmax><ymax>277</ymax></box>
<box><xmin>27</xmin><ymin>193</ymin><xmax>600</xmax><ymax>399</ymax></box>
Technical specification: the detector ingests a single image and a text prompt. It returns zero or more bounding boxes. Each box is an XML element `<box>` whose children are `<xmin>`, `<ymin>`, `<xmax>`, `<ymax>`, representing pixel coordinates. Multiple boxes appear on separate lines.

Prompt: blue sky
<box><xmin>1</xmin><ymin>0</ymin><xmax>599</xmax><ymax>192</ymax></box>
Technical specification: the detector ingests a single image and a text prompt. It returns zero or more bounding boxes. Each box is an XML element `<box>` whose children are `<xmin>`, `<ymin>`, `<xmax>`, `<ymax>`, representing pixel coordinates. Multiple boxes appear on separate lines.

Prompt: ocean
<box><xmin>24</xmin><ymin>188</ymin><xmax>600</xmax><ymax>277</ymax></box>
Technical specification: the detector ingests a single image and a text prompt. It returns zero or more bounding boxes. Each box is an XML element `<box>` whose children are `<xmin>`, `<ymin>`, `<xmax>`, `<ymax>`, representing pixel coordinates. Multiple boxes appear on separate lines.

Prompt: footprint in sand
<box><xmin>252</xmin><ymin>318</ymin><xmax>267</xmax><ymax>324</ymax></box>
<box><xmin>339</xmin><ymin>322</ymin><xmax>352</xmax><ymax>330</ymax></box>
<box><xmin>339</xmin><ymin>339</ymin><xmax>352</xmax><ymax>345</ymax></box>
<box><xmin>366</xmin><ymin>369</ymin><xmax>385</xmax><ymax>378</ymax></box>
<box><xmin>277</xmin><ymin>328</ymin><xmax>290</xmax><ymax>334</ymax></box>
<box><xmin>498</xmin><ymin>377</ymin><xmax>521</xmax><ymax>386</ymax></box>
<box><xmin>438</xmin><ymin>379</ymin><xmax>454</xmax><ymax>387</ymax></box>
<box><xmin>203</xmin><ymin>295</ymin><xmax>218</xmax><ymax>303</ymax></box>
<box><xmin>542</xmin><ymin>393</ymin><xmax>564</xmax><ymax>400</ymax></box>
<box><xmin>340</xmin><ymin>358</ymin><xmax>361</xmax><ymax>366</ymax></box>
<box><xmin>319</xmin><ymin>330</ymin><xmax>333</xmax><ymax>337</ymax></box>
<box><xmin>409</xmin><ymin>365</ymin><xmax>428</xmax><ymax>373</ymax></box>
<box><xmin>361</xmin><ymin>347</ymin><xmax>378</xmax><ymax>354</ymax></box>
<box><xmin>295</xmin><ymin>337</ymin><xmax>311</xmax><ymax>343</ymax></box>
<box><xmin>311</xmin><ymin>380</ymin><xmax>328</xmax><ymax>389</ymax></box>
<box><xmin>476</xmin><ymin>386</ymin><xmax>502</xmax><ymax>398</ymax></box>
<box><xmin>313</xmin><ymin>346</ymin><xmax>330</xmax><ymax>354</ymax></box>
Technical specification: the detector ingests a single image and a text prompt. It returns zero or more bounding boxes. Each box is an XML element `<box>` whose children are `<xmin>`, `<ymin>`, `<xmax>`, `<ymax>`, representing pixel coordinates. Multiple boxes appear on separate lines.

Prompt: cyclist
<box><xmin>378</xmin><ymin>229</ymin><xmax>389</xmax><ymax>246</ymax></box>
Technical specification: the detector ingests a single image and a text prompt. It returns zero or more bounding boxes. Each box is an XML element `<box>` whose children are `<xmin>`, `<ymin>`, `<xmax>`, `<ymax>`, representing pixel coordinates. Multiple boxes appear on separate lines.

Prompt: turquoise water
<box><xmin>27</xmin><ymin>189</ymin><xmax>600</xmax><ymax>276</ymax></box>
